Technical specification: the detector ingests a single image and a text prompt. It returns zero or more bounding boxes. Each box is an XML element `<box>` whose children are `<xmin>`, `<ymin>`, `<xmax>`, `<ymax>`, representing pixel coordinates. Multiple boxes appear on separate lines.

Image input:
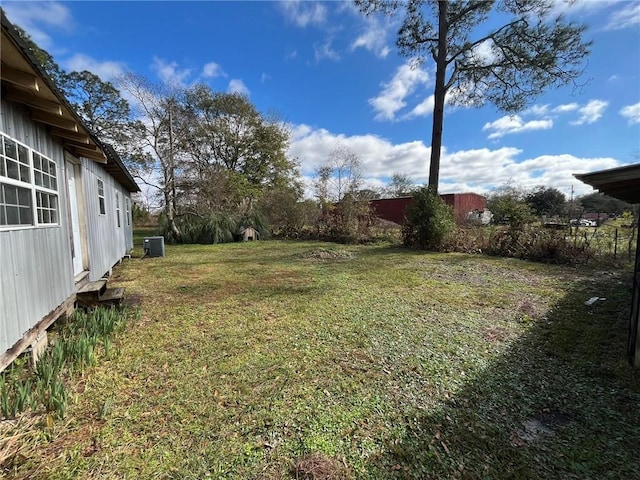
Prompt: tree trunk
<box><xmin>167</xmin><ymin>100</ymin><xmax>182</xmax><ymax>243</ymax></box>
<box><xmin>428</xmin><ymin>0</ymin><xmax>448</xmax><ymax>194</ymax></box>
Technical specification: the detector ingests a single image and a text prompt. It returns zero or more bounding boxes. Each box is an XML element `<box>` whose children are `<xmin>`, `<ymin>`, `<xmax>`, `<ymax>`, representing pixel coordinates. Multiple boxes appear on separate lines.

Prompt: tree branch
<box><xmin>446</xmin><ymin>18</ymin><xmax>525</xmax><ymax>66</ymax></box>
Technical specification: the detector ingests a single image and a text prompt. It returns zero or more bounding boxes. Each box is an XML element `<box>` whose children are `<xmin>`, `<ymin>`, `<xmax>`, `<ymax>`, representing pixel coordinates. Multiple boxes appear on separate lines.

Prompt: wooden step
<box><xmin>99</xmin><ymin>287</ymin><xmax>125</xmax><ymax>307</ymax></box>
<box><xmin>77</xmin><ymin>279</ymin><xmax>107</xmax><ymax>295</ymax></box>
<box><xmin>76</xmin><ymin>280</ymin><xmax>125</xmax><ymax>308</ymax></box>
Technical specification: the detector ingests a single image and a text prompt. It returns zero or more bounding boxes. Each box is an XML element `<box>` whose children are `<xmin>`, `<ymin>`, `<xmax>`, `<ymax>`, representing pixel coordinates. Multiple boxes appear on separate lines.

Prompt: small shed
<box><xmin>574</xmin><ymin>163</ymin><xmax>640</xmax><ymax>366</ymax></box>
<box><xmin>239</xmin><ymin>226</ymin><xmax>259</xmax><ymax>241</ymax></box>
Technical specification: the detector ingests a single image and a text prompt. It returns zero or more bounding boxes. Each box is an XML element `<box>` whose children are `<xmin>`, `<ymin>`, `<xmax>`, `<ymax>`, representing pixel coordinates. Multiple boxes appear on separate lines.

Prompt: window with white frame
<box><xmin>0</xmin><ymin>133</ymin><xmax>59</xmax><ymax>228</ymax></box>
<box><xmin>115</xmin><ymin>191</ymin><xmax>121</xmax><ymax>227</ymax></box>
<box><xmin>125</xmin><ymin>197</ymin><xmax>131</xmax><ymax>226</ymax></box>
<box><xmin>97</xmin><ymin>178</ymin><xmax>106</xmax><ymax>215</ymax></box>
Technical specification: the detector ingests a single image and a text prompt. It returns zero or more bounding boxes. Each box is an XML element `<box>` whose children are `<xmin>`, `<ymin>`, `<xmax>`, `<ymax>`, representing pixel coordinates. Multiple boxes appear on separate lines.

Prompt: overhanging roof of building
<box><xmin>1</xmin><ymin>10</ymin><xmax>139</xmax><ymax>192</ymax></box>
<box><xmin>574</xmin><ymin>163</ymin><xmax>640</xmax><ymax>204</ymax></box>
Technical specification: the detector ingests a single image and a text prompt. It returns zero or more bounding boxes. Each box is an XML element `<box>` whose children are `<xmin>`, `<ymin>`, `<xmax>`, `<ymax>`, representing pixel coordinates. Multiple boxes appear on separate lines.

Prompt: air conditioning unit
<box><xmin>144</xmin><ymin>236</ymin><xmax>165</xmax><ymax>258</ymax></box>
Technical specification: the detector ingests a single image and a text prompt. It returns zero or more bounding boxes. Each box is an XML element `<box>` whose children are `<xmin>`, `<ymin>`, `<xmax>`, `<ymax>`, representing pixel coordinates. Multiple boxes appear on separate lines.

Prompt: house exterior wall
<box><xmin>80</xmin><ymin>158</ymin><xmax>133</xmax><ymax>281</ymax></box>
<box><xmin>0</xmin><ymin>99</ymin><xmax>75</xmax><ymax>354</ymax></box>
<box><xmin>1</xmin><ymin>99</ymin><xmax>135</xmax><ymax>357</ymax></box>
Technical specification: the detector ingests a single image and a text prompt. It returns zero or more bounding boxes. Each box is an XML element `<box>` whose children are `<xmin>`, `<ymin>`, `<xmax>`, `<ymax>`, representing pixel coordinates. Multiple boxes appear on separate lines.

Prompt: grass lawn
<box><xmin>3</xmin><ymin>240</ymin><xmax>639</xmax><ymax>479</ymax></box>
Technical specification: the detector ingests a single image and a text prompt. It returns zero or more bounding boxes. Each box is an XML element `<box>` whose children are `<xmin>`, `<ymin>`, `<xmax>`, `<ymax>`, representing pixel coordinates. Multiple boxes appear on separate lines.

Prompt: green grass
<box><xmin>2</xmin><ymin>240</ymin><xmax>638</xmax><ymax>479</ymax></box>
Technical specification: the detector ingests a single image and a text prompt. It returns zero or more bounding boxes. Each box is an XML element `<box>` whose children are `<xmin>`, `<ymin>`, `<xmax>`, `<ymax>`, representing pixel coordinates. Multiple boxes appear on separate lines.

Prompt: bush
<box><xmin>487</xmin><ymin>186</ymin><xmax>534</xmax><ymax>228</ymax></box>
<box><xmin>403</xmin><ymin>187</ymin><xmax>455</xmax><ymax>250</ymax></box>
<box><xmin>452</xmin><ymin>225</ymin><xmax>598</xmax><ymax>265</ymax></box>
<box><xmin>316</xmin><ymin>195</ymin><xmax>377</xmax><ymax>244</ymax></box>
<box><xmin>158</xmin><ymin>210</ymin><xmax>268</xmax><ymax>244</ymax></box>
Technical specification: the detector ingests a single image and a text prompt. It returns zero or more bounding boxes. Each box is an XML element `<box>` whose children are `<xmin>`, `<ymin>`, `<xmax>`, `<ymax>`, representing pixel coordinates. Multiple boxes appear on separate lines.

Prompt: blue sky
<box><xmin>4</xmin><ymin>0</ymin><xmax>640</xmax><ymax>199</ymax></box>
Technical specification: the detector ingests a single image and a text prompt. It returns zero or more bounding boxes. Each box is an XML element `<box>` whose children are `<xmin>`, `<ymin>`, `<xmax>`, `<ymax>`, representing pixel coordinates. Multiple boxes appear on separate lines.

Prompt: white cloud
<box><xmin>407</xmin><ymin>95</ymin><xmax>435</xmax><ymax>119</ymax></box>
<box><xmin>570</xmin><ymin>99</ymin><xmax>609</xmax><ymax>125</ymax></box>
<box><xmin>524</xmin><ymin>104</ymin><xmax>551</xmax><ymax>116</ymax></box>
<box><xmin>482</xmin><ymin>115</ymin><xmax>553</xmax><ymax>139</ymax></box>
<box><xmin>279</xmin><ymin>0</ymin><xmax>327</xmax><ymax>28</ymax></box>
<box><xmin>288</xmin><ymin>123</ymin><xmax>621</xmax><ymax>198</ymax></box>
<box><xmin>350</xmin><ymin>18</ymin><xmax>391</xmax><ymax>58</ymax></box>
<box><xmin>202</xmin><ymin>62</ymin><xmax>225</xmax><ymax>78</ymax></box>
<box><xmin>620</xmin><ymin>102</ymin><xmax>640</xmax><ymax>125</ymax></box>
<box><xmin>261</xmin><ymin>73</ymin><xmax>271</xmax><ymax>83</ymax></box>
<box><xmin>63</xmin><ymin>54</ymin><xmax>126</xmax><ymax>81</ymax></box>
<box><xmin>548</xmin><ymin>0</ymin><xmax>617</xmax><ymax>17</ymax></box>
<box><xmin>285</xmin><ymin>50</ymin><xmax>298</xmax><ymax>60</ymax></box>
<box><xmin>228</xmin><ymin>79</ymin><xmax>250</xmax><ymax>96</ymax></box>
<box><xmin>470</xmin><ymin>38</ymin><xmax>499</xmax><ymax>66</ymax></box>
<box><xmin>314</xmin><ymin>39</ymin><xmax>340</xmax><ymax>62</ymax></box>
<box><xmin>2</xmin><ymin>1</ymin><xmax>72</xmax><ymax>48</ymax></box>
<box><xmin>369</xmin><ymin>62</ymin><xmax>431</xmax><ymax>121</ymax></box>
<box><xmin>553</xmin><ymin>103</ymin><xmax>579</xmax><ymax>113</ymax></box>
<box><xmin>151</xmin><ymin>57</ymin><xmax>192</xmax><ymax>86</ymax></box>
<box><xmin>605</xmin><ymin>3</ymin><xmax>640</xmax><ymax>31</ymax></box>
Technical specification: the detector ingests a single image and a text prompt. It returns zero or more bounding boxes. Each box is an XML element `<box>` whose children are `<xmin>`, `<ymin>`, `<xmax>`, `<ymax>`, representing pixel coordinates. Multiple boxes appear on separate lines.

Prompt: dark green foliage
<box><xmin>61</xmin><ymin>71</ymin><xmax>135</xmax><ymax>154</ymax></box>
<box><xmin>182</xmin><ymin>88</ymin><xmax>295</xmax><ymax>189</ymax></box>
<box><xmin>12</xmin><ymin>28</ymin><xmax>135</xmax><ymax>159</ymax></box>
<box><xmin>525</xmin><ymin>186</ymin><xmax>567</xmax><ymax>217</ymax></box>
<box><xmin>403</xmin><ymin>186</ymin><xmax>455</xmax><ymax>249</ymax></box>
<box><xmin>487</xmin><ymin>185</ymin><xmax>534</xmax><ymax>228</ymax></box>
<box><xmin>131</xmin><ymin>202</ymin><xmax>150</xmax><ymax>224</ymax></box>
<box><xmin>158</xmin><ymin>210</ymin><xmax>268</xmax><ymax>245</ymax></box>
<box><xmin>13</xmin><ymin>25</ymin><xmax>66</xmax><ymax>86</ymax></box>
<box><xmin>578</xmin><ymin>192</ymin><xmax>634</xmax><ymax>215</ymax></box>
<box><xmin>259</xmin><ymin>189</ymin><xmax>319</xmax><ymax>238</ymax></box>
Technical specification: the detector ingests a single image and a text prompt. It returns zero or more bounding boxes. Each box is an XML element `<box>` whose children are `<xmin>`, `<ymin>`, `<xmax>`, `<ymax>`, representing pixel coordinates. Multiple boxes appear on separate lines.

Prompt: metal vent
<box><xmin>143</xmin><ymin>236</ymin><xmax>165</xmax><ymax>258</ymax></box>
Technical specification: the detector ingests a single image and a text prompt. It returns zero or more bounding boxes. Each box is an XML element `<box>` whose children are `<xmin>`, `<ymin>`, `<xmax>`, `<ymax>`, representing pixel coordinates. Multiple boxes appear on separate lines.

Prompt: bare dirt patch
<box><xmin>292</xmin><ymin>453</ymin><xmax>353</xmax><ymax>480</ymax></box>
<box><xmin>300</xmin><ymin>249</ymin><xmax>355</xmax><ymax>261</ymax></box>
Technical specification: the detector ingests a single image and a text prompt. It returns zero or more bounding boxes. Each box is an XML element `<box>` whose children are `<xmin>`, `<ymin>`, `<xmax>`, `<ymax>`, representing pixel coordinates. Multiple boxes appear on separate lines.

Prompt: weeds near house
<box><xmin>0</xmin><ymin>307</ymin><xmax>134</xmax><ymax>423</ymax></box>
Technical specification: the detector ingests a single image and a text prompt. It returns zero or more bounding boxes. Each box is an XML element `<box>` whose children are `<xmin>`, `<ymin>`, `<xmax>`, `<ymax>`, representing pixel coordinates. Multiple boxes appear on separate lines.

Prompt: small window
<box><xmin>115</xmin><ymin>191</ymin><xmax>121</xmax><ymax>228</ymax></box>
<box><xmin>0</xmin><ymin>183</ymin><xmax>33</xmax><ymax>226</ymax></box>
<box><xmin>125</xmin><ymin>198</ymin><xmax>131</xmax><ymax>226</ymax></box>
<box><xmin>97</xmin><ymin>178</ymin><xmax>106</xmax><ymax>215</ymax></box>
<box><xmin>33</xmin><ymin>153</ymin><xmax>57</xmax><ymax>191</ymax></box>
<box><xmin>2</xmin><ymin>137</ymin><xmax>30</xmax><ymax>183</ymax></box>
<box><xmin>36</xmin><ymin>191</ymin><xmax>58</xmax><ymax>224</ymax></box>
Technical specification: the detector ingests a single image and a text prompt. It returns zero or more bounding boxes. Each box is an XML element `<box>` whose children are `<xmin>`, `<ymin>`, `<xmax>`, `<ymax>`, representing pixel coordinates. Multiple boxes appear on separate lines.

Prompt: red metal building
<box><xmin>370</xmin><ymin>193</ymin><xmax>487</xmax><ymax>225</ymax></box>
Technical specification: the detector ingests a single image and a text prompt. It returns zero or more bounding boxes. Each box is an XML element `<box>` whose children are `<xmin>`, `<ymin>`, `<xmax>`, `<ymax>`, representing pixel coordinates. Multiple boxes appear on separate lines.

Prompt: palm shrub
<box><xmin>403</xmin><ymin>186</ymin><xmax>455</xmax><ymax>250</ymax></box>
<box><xmin>158</xmin><ymin>210</ymin><xmax>268</xmax><ymax>244</ymax></box>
